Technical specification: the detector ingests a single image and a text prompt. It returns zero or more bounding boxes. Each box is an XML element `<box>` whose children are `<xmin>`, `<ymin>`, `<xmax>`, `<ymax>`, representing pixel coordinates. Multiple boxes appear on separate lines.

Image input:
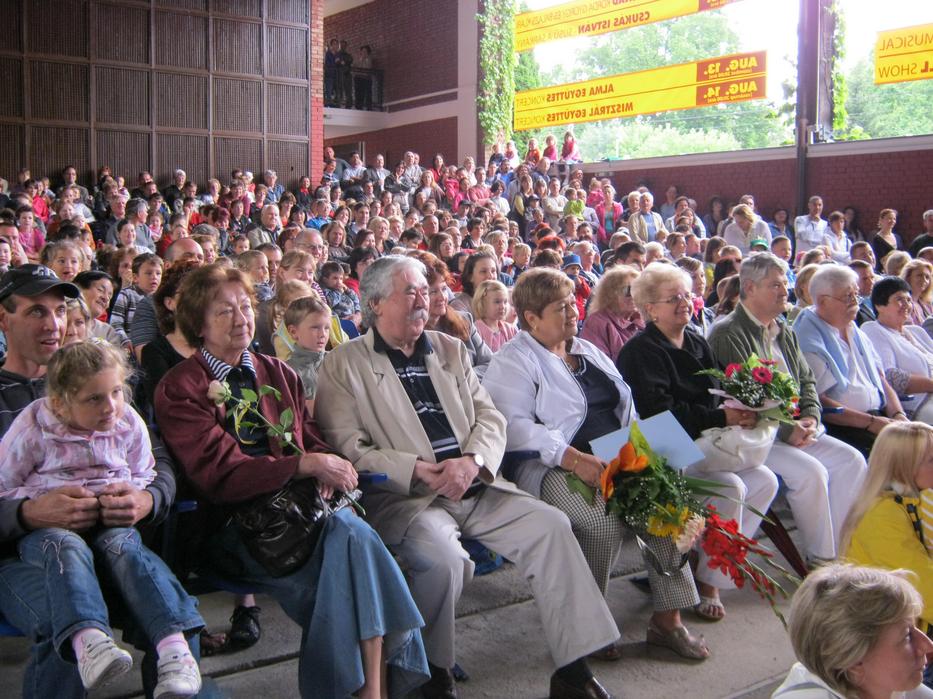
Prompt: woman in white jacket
<box><xmin>861</xmin><ymin>276</ymin><xmax>933</xmax><ymax>425</ymax></box>
<box><xmin>483</xmin><ymin>268</ymin><xmax>709</xmax><ymax>662</ymax></box>
<box><xmin>772</xmin><ymin>564</ymin><xmax>933</xmax><ymax>699</ymax></box>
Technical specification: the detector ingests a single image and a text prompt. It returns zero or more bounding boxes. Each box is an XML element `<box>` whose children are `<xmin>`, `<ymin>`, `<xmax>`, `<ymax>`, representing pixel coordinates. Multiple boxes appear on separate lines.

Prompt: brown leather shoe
<box><xmin>422</xmin><ymin>663</ymin><xmax>458</xmax><ymax>699</ymax></box>
<box><xmin>587</xmin><ymin>640</ymin><xmax>623</xmax><ymax>662</ymax></box>
<box><xmin>549</xmin><ymin>672</ymin><xmax>614</xmax><ymax>699</ymax></box>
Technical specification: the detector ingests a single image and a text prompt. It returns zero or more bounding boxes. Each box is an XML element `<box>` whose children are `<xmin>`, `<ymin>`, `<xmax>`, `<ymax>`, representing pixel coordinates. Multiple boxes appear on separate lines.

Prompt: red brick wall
<box><xmin>310</xmin><ymin>0</ymin><xmax>324</xmax><ymax>183</ymax></box>
<box><xmin>606</xmin><ymin>158</ymin><xmax>797</xmax><ymax>224</ymax></box>
<box><xmin>325</xmin><ymin>117</ymin><xmax>458</xmax><ymax>167</ymax></box>
<box><xmin>323</xmin><ymin>0</ymin><xmax>458</xmax><ymax>104</ymax></box>
<box><xmin>602</xmin><ymin>147</ymin><xmax>933</xmax><ymax>241</ymax></box>
<box><xmin>808</xmin><ymin>151</ymin><xmax>930</xmax><ymax>240</ymax></box>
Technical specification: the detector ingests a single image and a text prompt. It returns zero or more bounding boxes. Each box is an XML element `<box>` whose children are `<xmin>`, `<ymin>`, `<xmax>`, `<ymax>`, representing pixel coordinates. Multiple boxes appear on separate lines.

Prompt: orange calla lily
<box><xmin>601</xmin><ymin>441</ymin><xmax>648</xmax><ymax>501</ymax></box>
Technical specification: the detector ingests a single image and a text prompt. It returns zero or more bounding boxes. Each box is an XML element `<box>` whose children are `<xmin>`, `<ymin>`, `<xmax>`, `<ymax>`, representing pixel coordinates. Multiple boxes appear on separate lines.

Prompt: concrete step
<box><xmin>0</xmin><ymin>526</ymin><xmax>801</xmax><ymax>698</ymax></box>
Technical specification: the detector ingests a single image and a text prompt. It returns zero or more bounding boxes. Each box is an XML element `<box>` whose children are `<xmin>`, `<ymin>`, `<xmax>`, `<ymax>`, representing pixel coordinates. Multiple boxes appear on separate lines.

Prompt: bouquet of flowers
<box><xmin>569</xmin><ymin>422</ymin><xmax>797</xmax><ymax>625</ymax></box>
<box><xmin>697</xmin><ymin>354</ymin><xmax>800</xmax><ymax>424</ymax></box>
<box><xmin>691</xmin><ymin>355</ymin><xmax>800</xmax><ymax>473</ymax></box>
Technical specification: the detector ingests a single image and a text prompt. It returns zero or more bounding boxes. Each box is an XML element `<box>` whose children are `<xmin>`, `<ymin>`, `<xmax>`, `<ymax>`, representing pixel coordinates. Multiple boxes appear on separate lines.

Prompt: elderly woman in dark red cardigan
<box><xmin>154</xmin><ymin>264</ymin><xmax>427</xmax><ymax>699</ymax></box>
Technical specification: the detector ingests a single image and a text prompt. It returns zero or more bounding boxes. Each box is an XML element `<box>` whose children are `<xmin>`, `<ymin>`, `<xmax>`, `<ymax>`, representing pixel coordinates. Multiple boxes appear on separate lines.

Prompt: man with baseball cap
<box><xmin>0</xmin><ymin>265</ymin><xmax>209</xmax><ymax>697</ymax></box>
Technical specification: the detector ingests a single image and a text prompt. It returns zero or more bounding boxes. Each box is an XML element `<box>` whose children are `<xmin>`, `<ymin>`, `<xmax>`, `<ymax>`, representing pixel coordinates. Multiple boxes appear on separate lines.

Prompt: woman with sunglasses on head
<box><xmin>580</xmin><ymin>265</ymin><xmax>644</xmax><ymax>363</ymax></box>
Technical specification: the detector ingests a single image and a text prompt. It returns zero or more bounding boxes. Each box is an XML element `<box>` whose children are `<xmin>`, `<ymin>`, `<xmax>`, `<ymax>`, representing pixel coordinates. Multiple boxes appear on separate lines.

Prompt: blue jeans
<box><xmin>0</xmin><ymin>526</ymin><xmax>210</xmax><ymax>698</ymax></box>
<box><xmin>215</xmin><ymin>508</ymin><xmax>428</xmax><ymax>699</ymax></box>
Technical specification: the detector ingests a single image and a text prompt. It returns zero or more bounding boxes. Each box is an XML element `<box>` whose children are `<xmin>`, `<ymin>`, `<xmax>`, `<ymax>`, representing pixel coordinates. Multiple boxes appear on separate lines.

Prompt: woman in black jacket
<box><xmin>616</xmin><ymin>263</ymin><xmax>778</xmax><ymax>623</ymax></box>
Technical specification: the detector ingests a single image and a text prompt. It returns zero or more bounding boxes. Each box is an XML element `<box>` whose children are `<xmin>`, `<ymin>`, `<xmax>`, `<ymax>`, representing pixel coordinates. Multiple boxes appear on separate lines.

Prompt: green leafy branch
<box><xmin>477</xmin><ymin>0</ymin><xmax>516</xmax><ymax>144</ymax></box>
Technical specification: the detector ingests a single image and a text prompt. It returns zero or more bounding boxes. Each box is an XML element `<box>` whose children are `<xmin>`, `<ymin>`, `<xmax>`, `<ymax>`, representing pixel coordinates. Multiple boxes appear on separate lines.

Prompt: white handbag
<box><xmin>694</xmin><ymin>421</ymin><xmax>778</xmax><ymax>473</ymax></box>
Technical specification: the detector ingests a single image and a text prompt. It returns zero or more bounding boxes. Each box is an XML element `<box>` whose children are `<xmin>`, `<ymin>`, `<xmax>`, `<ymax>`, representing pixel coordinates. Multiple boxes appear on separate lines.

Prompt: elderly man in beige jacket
<box><xmin>316</xmin><ymin>256</ymin><xmax>620</xmax><ymax>699</ymax></box>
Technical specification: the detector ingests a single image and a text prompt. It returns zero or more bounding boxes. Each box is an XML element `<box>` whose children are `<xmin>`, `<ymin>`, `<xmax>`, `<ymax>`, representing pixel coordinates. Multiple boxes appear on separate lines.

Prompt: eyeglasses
<box><xmin>621</xmin><ymin>285</ymin><xmax>632</xmax><ymax>298</ymax></box>
<box><xmin>654</xmin><ymin>293</ymin><xmax>693</xmax><ymax>306</ymax></box>
<box><xmin>824</xmin><ymin>292</ymin><xmax>859</xmax><ymax>305</ymax></box>
<box><xmin>296</xmin><ymin>243</ymin><xmax>324</xmax><ymax>252</ymax></box>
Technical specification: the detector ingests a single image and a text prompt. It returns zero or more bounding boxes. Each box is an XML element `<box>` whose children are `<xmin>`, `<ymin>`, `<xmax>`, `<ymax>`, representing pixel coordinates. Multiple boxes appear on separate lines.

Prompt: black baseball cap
<box><xmin>0</xmin><ymin>265</ymin><xmax>80</xmax><ymax>302</ymax></box>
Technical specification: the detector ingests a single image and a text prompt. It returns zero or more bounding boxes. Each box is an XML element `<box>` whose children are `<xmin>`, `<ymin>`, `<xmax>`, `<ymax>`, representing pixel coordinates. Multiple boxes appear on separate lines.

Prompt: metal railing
<box><xmin>325</xmin><ymin>67</ymin><xmax>384</xmax><ymax>111</ymax></box>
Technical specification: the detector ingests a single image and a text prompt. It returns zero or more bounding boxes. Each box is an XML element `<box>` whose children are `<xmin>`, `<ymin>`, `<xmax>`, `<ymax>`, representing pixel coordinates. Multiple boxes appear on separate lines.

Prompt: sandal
<box><xmin>694</xmin><ymin>595</ymin><xmax>726</xmax><ymax>622</ymax></box>
<box><xmin>646</xmin><ymin>622</ymin><xmax>710</xmax><ymax>661</ymax></box>
<box><xmin>229</xmin><ymin>605</ymin><xmax>262</xmax><ymax>649</ymax></box>
<box><xmin>587</xmin><ymin>640</ymin><xmax>624</xmax><ymax>662</ymax></box>
<box><xmin>198</xmin><ymin>628</ymin><xmax>228</xmax><ymax>657</ymax></box>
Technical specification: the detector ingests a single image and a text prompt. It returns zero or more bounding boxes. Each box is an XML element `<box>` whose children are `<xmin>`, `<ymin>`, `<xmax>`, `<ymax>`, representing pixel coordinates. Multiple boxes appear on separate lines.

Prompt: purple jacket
<box><xmin>579</xmin><ymin>308</ymin><xmax>645</xmax><ymax>363</ymax></box>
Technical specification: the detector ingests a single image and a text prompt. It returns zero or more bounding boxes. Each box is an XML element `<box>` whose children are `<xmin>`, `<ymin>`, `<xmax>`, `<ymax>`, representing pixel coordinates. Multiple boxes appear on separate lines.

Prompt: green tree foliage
<box><xmin>514</xmin><ymin>12</ymin><xmax>792</xmax><ymax>159</ymax></box>
<box><xmin>583</xmin><ymin>122</ymin><xmax>743</xmax><ymax>160</ymax></box>
<box><xmin>514</xmin><ymin>47</ymin><xmax>542</xmax><ymax>92</ymax></box>
<box><xmin>843</xmin><ymin>55</ymin><xmax>933</xmax><ymax>139</ymax></box>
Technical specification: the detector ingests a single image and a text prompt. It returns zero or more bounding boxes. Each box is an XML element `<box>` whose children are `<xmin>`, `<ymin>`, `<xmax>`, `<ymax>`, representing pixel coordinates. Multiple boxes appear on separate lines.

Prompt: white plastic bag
<box><xmin>694</xmin><ymin>421</ymin><xmax>778</xmax><ymax>473</ymax></box>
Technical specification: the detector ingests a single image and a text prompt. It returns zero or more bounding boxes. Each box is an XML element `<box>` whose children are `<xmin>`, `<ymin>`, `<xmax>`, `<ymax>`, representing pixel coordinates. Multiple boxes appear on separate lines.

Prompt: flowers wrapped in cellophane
<box><xmin>567</xmin><ymin>422</ymin><xmax>798</xmax><ymax>625</ymax></box>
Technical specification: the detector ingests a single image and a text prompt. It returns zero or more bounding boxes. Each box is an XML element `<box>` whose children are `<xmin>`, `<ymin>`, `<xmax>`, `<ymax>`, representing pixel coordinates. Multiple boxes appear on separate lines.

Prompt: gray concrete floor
<box><xmin>0</xmin><ymin>528</ymin><xmax>801</xmax><ymax>698</ymax></box>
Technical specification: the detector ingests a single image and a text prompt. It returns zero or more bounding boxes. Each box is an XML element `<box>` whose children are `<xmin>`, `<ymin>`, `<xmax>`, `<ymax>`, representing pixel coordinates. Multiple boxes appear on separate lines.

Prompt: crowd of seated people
<box><xmin>2</xmin><ymin>140</ymin><xmax>933</xmax><ymax>699</ymax></box>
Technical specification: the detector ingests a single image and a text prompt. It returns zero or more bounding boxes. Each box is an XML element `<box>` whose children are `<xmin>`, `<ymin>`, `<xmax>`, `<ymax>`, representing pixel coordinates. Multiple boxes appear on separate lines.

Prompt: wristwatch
<box><xmin>467</xmin><ymin>453</ymin><xmax>485</xmax><ymax>469</ymax></box>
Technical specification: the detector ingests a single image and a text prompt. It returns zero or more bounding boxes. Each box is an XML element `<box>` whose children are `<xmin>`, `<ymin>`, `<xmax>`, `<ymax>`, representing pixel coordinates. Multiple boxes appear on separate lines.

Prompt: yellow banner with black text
<box><xmin>874</xmin><ymin>22</ymin><xmax>933</xmax><ymax>85</ymax></box>
<box><xmin>514</xmin><ymin>0</ymin><xmax>743</xmax><ymax>53</ymax></box>
<box><xmin>513</xmin><ymin>50</ymin><xmax>767</xmax><ymax>132</ymax></box>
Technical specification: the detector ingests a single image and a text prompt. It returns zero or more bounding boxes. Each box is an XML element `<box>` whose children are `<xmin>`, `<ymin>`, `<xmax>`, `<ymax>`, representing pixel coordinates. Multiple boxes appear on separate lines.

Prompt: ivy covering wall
<box><xmin>477</xmin><ymin>0</ymin><xmax>516</xmax><ymax>144</ymax></box>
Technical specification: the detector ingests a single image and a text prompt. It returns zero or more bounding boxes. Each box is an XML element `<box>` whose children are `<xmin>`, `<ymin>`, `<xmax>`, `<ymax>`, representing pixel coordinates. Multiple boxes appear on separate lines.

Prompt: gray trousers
<box><xmin>390</xmin><ymin>487</ymin><xmax>620</xmax><ymax>669</ymax></box>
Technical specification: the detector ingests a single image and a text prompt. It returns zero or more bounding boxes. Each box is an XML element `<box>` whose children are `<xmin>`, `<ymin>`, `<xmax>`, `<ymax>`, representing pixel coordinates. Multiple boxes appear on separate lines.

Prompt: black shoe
<box><xmin>421</xmin><ymin>663</ymin><xmax>458</xmax><ymax>699</ymax></box>
<box><xmin>549</xmin><ymin>671</ymin><xmax>614</xmax><ymax>699</ymax></box>
<box><xmin>228</xmin><ymin>605</ymin><xmax>261</xmax><ymax>649</ymax></box>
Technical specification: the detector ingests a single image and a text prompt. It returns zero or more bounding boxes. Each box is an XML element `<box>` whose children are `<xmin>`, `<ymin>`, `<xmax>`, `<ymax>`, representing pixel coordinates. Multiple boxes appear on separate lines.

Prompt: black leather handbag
<box><xmin>233</xmin><ymin>479</ymin><xmax>358</xmax><ymax>578</ymax></box>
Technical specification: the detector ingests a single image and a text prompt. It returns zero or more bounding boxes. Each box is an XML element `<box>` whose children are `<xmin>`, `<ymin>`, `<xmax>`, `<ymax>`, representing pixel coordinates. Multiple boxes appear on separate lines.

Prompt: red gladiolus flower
<box><xmin>751</xmin><ymin>366</ymin><xmax>773</xmax><ymax>384</ymax></box>
<box><xmin>724</xmin><ymin>363</ymin><xmax>742</xmax><ymax>378</ymax></box>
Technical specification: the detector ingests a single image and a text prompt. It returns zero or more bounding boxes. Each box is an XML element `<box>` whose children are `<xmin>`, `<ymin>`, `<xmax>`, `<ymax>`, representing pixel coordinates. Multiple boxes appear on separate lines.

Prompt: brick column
<box><xmin>310</xmin><ymin>0</ymin><xmax>324</xmax><ymax>183</ymax></box>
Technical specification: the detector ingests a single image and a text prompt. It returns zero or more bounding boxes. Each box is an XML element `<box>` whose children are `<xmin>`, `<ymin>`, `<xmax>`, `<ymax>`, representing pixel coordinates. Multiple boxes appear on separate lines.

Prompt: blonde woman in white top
<box><xmin>772</xmin><ymin>564</ymin><xmax>933</xmax><ymax>699</ymax></box>
<box><xmin>722</xmin><ymin>204</ymin><xmax>771</xmax><ymax>255</ymax></box>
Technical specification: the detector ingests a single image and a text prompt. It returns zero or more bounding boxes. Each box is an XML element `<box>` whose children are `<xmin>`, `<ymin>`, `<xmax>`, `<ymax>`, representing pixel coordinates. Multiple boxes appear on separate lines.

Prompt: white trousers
<box><xmin>766</xmin><ymin>434</ymin><xmax>867</xmax><ymax>560</ymax></box>
<box><xmin>685</xmin><ymin>464</ymin><xmax>780</xmax><ymax>590</ymax></box>
<box><xmin>912</xmin><ymin>397</ymin><xmax>933</xmax><ymax>426</ymax></box>
<box><xmin>390</xmin><ymin>488</ymin><xmax>620</xmax><ymax>669</ymax></box>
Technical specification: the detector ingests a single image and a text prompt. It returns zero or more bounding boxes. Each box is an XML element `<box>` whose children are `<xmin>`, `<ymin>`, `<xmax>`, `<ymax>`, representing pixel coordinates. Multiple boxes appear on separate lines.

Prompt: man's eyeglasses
<box><xmin>824</xmin><ymin>292</ymin><xmax>859</xmax><ymax>305</ymax></box>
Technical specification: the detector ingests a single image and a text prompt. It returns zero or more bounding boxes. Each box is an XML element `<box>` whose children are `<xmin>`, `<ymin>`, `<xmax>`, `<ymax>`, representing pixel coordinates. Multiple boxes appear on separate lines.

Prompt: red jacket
<box><xmin>154</xmin><ymin>351</ymin><xmax>331</xmax><ymax>504</ymax></box>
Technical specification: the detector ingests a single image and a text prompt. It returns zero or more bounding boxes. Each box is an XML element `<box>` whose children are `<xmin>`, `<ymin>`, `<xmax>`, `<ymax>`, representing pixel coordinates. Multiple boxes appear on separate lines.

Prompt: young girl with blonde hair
<box><xmin>471</xmin><ymin>279</ymin><xmax>517</xmax><ymax>352</ymax></box>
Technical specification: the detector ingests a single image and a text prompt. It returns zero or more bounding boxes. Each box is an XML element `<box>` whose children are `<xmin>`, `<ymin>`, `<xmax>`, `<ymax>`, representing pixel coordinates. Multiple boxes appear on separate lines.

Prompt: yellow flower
<box><xmin>646</xmin><ymin>504</ymin><xmax>690</xmax><ymax>539</ymax></box>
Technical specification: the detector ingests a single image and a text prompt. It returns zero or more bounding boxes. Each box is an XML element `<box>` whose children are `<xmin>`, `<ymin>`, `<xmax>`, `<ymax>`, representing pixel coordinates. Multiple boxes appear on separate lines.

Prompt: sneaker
<box><xmin>77</xmin><ymin>636</ymin><xmax>133</xmax><ymax>690</ymax></box>
<box><xmin>154</xmin><ymin>652</ymin><xmax>202</xmax><ymax>699</ymax></box>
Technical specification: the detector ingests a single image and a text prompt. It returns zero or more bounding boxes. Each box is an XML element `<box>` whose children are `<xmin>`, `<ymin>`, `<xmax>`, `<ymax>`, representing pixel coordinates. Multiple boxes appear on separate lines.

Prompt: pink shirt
<box><xmin>475</xmin><ymin>319</ymin><xmax>518</xmax><ymax>353</ymax></box>
<box><xmin>0</xmin><ymin>398</ymin><xmax>154</xmax><ymax>500</ymax></box>
<box><xmin>18</xmin><ymin>227</ymin><xmax>45</xmax><ymax>257</ymax></box>
<box><xmin>579</xmin><ymin>308</ymin><xmax>645</xmax><ymax>363</ymax></box>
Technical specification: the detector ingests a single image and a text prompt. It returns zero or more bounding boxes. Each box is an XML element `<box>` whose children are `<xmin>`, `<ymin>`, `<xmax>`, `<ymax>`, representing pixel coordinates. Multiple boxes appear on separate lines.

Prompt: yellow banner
<box><xmin>874</xmin><ymin>22</ymin><xmax>933</xmax><ymax>85</ymax></box>
<box><xmin>514</xmin><ymin>51</ymin><xmax>766</xmax><ymax>131</ymax></box>
<box><xmin>514</xmin><ymin>0</ymin><xmax>742</xmax><ymax>53</ymax></box>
